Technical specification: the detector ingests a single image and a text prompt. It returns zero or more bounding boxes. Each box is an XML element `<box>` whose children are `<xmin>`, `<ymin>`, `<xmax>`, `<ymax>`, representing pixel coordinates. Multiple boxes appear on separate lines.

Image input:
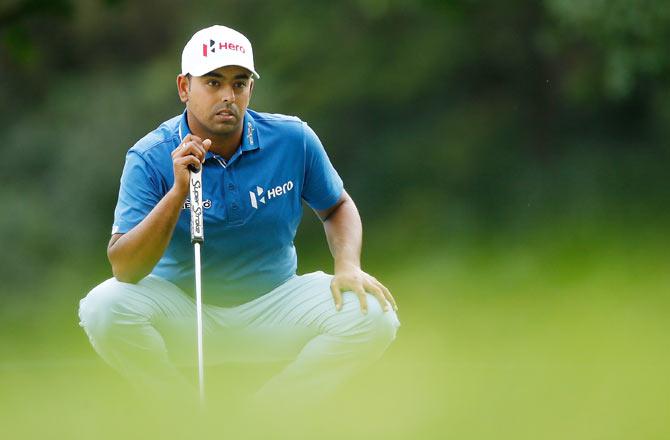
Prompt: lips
<box><xmin>215</xmin><ymin>106</ymin><xmax>236</xmax><ymax>116</ymax></box>
<box><xmin>214</xmin><ymin>109</ymin><xmax>236</xmax><ymax>122</ymax></box>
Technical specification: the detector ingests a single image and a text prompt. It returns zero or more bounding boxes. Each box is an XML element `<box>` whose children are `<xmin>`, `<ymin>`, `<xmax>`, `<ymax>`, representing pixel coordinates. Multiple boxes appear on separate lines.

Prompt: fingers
<box><xmin>170</xmin><ymin>135</ymin><xmax>212</xmax><ymax>196</ymax></box>
<box><xmin>378</xmin><ymin>282</ymin><xmax>398</xmax><ymax>311</ymax></box>
<box><xmin>331</xmin><ymin>273</ymin><xmax>397</xmax><ymax>315</ymax></box>
<box><xmin>332</xmin><ymin>280</ymin><xmax>368</xmax><ymax>314</ymax></box>
<box><xmin>354</xmin><ymin>285</ymin><xmax>368</xmax><ymax>314</ymax></box>
<box><xmin>179</xmin><ymin>140</ymin><xmax>207</xmax><ymax>163</ymax></box>
<box><xmin>364</xmin><ymin>281</ymin><xmax>390</xmax><ymax>312</ymax></box>
<box><xmin>174</xmin><ymin>155</ymin><xmax>201</xmax><ymax>171</ymax></box>
<box><xmin>172</xmin><ymin>135</ymin><xmax>211</xmax><ymax>164</ymax></box>
<box><xmin>330</xmin><ymin>280</ymin><xmax>343</xmax><ymax>312</ymax></box>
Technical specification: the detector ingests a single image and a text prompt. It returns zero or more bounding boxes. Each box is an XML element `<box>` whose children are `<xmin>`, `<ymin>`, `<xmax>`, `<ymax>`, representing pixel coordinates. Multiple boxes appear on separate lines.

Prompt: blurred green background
<box><xmin>1</xmin><ymin>0</ymin><xmax>669</xmax><ymax>438</ymax></box>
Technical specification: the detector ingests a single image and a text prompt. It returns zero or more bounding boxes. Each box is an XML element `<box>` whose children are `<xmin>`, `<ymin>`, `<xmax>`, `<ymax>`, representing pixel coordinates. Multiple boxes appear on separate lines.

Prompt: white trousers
<box><xmin>78</xmin><ymin>271</ymin><xmax>400</xmax><ymax>402</ymax></box>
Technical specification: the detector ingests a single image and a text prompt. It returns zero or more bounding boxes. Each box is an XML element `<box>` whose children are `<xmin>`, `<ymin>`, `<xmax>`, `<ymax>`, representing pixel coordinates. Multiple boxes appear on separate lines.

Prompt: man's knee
<box><xmin>78</xmin><ymin>278</ymin><xmax>144</xmax><ymax>340</ymax></box>
<box><xmin>336</xmin><ymin>292</ymin><xmax>400</xmax><ymax>354</ymax></box>
<box><xmin>363</xmin><ymin>296</ymin><xmax>400</xmax><ymax>347</ymax></box>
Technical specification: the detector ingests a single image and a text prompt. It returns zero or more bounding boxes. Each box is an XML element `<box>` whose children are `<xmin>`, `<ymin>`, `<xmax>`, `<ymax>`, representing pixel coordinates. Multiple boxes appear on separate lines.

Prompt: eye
<box><xmin>234</xmin><ymin>81</ymin><xmax>248</xmax><ymax>89</ymax></box>
<box><xmin>207</xmin><ymin>79</ymin><xmax>220</xmax><ymax>87</ymax></box>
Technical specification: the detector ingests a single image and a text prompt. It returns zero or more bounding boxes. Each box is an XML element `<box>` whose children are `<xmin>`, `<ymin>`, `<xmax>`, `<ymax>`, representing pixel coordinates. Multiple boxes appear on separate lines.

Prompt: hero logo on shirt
<box><xmin>250</xmin><ymin>180</ymin><xmax>294</xmax><ymax>209</ymax></box>
<box><xmin>202</xmin><ymin>40</ymin><xmax>246</xmax><ymax>57</ymax></box>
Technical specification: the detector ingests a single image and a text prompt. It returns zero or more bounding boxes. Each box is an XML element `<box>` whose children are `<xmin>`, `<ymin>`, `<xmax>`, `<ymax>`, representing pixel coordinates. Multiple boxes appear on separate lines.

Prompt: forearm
<box><xmin>321</xmin><ymin>193</ymin><xmax>398</xmax><ymax>313</ymax></box>
<box><xmin>323</xmin><ymin>197</ymin><xmax>363</xmax><ymax>272</ymax></box>
<box><xmin>108</xmin><ymin>188</ymin><xmax>186</xmax><ymax>283</ymax></box>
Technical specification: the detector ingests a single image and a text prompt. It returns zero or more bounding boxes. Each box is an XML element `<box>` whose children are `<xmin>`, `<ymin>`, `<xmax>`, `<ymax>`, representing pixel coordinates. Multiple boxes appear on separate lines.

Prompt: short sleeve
<box><xmin>111</xmin><ymin>151</ymin><xmax>164</xmax><ymax>234</ymax></box>
<box><xmin>301</xmin><ymin>123</ymin><xmax>344</xmax><ymax>211</ymax></box>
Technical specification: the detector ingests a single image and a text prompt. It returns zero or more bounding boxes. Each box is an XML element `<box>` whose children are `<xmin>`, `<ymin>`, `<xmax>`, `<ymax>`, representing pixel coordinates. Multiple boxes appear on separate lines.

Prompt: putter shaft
<box><xmin>194</xmin><ymin>242</ymin><xmax>205</xmax><ymax>403</ymax></box>
<box><xmin>189</xmin><ymin>168</ymin><xmax>205</xmax><ymax>405</ymax></box>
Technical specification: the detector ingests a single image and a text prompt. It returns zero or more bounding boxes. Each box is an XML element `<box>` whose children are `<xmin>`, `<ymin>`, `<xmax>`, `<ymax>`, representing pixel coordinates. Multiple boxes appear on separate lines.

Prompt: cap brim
<box><xmin>184</xmin><ymin>64</ymin><xmax>259</xmax><ymax>79</ymax></box>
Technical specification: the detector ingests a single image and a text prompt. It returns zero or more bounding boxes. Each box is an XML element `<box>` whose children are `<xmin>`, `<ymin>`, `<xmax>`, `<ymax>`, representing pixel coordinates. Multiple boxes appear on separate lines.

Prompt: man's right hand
<box><xmin>109</xmin><ymin>134</ymin><xmax>211</xmax><ymax>283</ymax></box>
<box><xmin>171</xmin><ymin>134</ymin><xmax>212</xmax><ymax>197</ymax></box>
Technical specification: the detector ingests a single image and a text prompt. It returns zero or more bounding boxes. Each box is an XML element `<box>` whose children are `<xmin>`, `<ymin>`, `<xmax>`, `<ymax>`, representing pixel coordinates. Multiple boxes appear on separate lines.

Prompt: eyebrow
<box><xmin>202</xmin><ymin>71</ymin><xmax>251</xmax><ymax>80</ymax></box>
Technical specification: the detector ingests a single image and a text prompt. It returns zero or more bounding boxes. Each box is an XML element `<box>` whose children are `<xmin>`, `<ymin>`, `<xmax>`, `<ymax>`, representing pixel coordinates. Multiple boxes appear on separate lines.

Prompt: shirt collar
<box><xmin>177</xmin><ymin>110</ymin><xmax>190</xmax><ymax>145</ymax></box>
<box><xmin>240</xmin><ymin>111</ymin><xmax>262</xmax><ymax>152</ymax></box>
<box><xmin>177</xmin><ymin>109</ymin><xmax>262</xmax><ymax>160</ymax></box>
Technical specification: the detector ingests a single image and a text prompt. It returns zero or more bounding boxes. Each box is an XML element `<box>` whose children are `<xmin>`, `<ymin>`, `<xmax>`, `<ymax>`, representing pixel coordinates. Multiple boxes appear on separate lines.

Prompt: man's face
<box><xmin>177</xmin><ymin>65</ymin><xmax>254</xmax><ymax>137</ymax></box>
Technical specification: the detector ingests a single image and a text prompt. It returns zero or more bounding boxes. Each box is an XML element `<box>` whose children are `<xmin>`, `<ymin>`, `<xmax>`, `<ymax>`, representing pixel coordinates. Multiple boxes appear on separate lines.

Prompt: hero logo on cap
<box><xmin>182</xmin><ymin>25</ymin><xmax>260</xmax><ymax>78</ymax></box>
<box><xmin>202</xmin><ymin>40</ymin><xmax>246</xmax><ymax>57</ymax></box>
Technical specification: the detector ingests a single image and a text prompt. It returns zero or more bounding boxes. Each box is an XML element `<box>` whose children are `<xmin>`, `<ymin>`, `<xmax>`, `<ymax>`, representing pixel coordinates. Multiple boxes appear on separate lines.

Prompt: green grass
<box><xmin>1</xmin><ymin>232</ymin><xmax>668</xmax><ymax>439</ymax></box>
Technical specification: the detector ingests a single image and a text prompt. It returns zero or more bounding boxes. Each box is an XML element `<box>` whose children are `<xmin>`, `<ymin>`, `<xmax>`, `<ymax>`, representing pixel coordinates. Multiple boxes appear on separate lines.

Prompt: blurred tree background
<box><xmin>1</xmin><ymin>1</ymin><xmax>669</xmax><ymax>438</ymax></box>
<box><xmin>1</xmin><ymin>0</ymin><xmax>668</xmax><ymax>292</ymax></box>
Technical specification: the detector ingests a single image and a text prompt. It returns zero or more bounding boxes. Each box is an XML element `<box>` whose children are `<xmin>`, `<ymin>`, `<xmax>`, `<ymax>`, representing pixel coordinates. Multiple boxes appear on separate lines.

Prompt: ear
<box><xmin>176</xmin><ymin>74</ymin><xmax>190</xmax><ymax>103</ymax></box>
<box><xmin>249</xmin><ymin>78</ymin><xmax>254</xmax><ymax>97</ymax></box>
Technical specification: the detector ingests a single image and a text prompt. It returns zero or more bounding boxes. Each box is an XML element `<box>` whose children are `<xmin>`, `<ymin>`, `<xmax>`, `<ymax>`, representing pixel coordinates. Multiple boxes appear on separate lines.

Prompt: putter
<box><xmin>189</xmin><ymin>163</ymin><xmax>205</xmax><ymax>405</ymax></box>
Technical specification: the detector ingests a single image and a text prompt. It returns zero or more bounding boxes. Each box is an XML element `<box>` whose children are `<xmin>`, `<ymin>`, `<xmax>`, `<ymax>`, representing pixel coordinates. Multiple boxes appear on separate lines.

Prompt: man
<box><xmin>78</xmin><ymin>25</ymin><xmax>400</xmax><ymax>403</ymax></box>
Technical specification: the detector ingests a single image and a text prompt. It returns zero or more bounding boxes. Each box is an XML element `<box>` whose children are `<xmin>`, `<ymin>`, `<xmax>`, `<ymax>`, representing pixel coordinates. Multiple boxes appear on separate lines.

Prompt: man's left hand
<box><xmin>330</xmin><ymin>268</ymin><xmax>398</xmax><ymax>314</ymax></box>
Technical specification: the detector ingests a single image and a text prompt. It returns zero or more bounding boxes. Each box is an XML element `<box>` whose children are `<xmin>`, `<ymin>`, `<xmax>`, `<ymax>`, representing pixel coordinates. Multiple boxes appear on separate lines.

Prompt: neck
<box><xmin>208</xmin><ymin>132</ymin><xmax>242</xmax><ymax>161</ymax></box>
<box><xmin>186</xmin><ymin>111</ymin><xmax>243</xmax><ymax>161</ymax></box>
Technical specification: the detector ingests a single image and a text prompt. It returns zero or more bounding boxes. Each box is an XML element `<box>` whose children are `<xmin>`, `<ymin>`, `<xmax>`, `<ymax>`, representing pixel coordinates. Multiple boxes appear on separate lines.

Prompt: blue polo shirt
<box><xmin>112</xmin><ymin>109</ymin><xmax>343</xmax><ymax>306</ymax></box>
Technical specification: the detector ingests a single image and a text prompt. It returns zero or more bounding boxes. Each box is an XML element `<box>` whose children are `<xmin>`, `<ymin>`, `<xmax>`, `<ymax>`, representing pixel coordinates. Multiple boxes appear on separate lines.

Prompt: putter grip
<box><xmin>189</xmin><ymin>168</ymin><xmax>204</xmax><ymax>244</ymax></box>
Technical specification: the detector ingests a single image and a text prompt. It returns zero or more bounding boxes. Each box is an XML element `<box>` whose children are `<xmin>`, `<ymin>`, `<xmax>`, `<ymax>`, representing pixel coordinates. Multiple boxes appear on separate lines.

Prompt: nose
<box><xmin>220</xmin><ymin>84</ymin><xmax>236</xmax><ymax>103</ymax></box>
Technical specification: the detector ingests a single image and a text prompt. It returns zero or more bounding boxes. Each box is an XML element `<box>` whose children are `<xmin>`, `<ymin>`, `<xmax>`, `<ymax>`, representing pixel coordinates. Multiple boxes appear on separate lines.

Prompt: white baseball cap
<box><xmin>181</xmin><ymin>25</ymin><xmax>260</xmax><ymax>78</ymax></box>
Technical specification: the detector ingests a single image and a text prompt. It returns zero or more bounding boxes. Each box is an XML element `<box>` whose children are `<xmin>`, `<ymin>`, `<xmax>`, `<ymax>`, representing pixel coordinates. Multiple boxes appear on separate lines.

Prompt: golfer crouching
<box><xmin>78</xmin><ymin>25</ymin><xmax>399</xmax><ymax>403</ymax></box>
